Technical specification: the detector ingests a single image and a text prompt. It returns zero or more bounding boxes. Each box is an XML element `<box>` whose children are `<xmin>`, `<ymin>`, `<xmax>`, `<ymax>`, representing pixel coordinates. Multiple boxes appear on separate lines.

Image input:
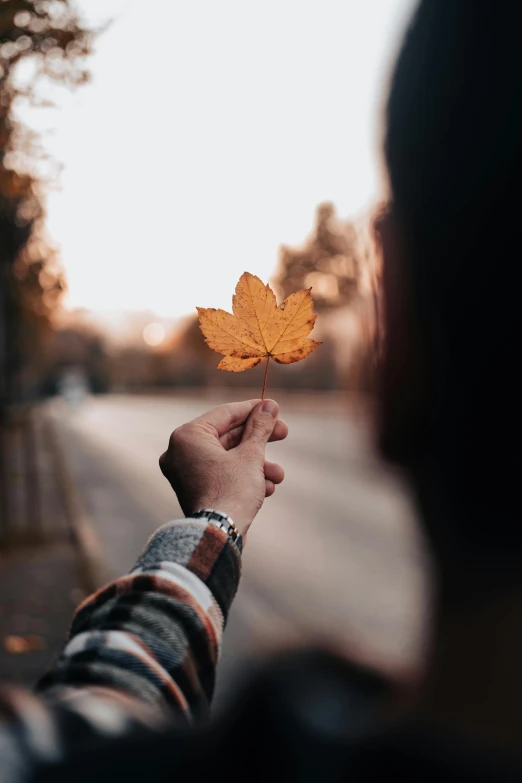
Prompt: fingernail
<box><xmin>261</xmin><ymin>399</ymin><xmax>278</xmax><ymax>418</ymax></box>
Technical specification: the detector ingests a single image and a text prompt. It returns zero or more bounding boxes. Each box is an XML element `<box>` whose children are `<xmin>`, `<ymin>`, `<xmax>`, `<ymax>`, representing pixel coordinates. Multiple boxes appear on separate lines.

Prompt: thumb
<box><xmin>240</xmin><ymin>399</ymin><xmax>279</xmax><ymax>452</ymax></box>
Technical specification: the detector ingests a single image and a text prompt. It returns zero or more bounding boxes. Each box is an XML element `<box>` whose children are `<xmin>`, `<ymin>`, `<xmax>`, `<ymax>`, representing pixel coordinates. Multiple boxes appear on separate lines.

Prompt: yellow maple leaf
<box><xmin>197</xmin><ymin>272</ymin><xmax>321</xmax><ymax>398</ymax></box>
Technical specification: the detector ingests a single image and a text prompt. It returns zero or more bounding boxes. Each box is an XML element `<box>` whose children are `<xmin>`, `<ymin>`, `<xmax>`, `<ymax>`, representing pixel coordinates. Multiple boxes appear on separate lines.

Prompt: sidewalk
<box><xmin>0</xmin><ymin>542</ymin><xmax>84</xmax><ymax>686</ymax></box>
<box><xmin>0</xmin><ymin>406</ymin><xmax>102</xmax><ymax>687</ymax></box>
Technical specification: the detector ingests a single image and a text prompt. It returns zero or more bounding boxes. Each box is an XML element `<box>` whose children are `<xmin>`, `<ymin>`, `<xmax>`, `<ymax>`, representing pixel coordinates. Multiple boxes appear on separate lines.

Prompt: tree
<box><xmin>274</xmin><ymin>202</ymin><xmax>360</xmax><ymax>311</ymax></box>
<box><xmin>0</xmin><ymin>0</ymin><xmax>92</xmax><ymax>414</ymax></box>
<box><xmin>1</xmin><ymin>1</ymin><xmax>92</xmax><ymax>533</ymax></box>
<box><xmin>274</xmin><ymin>201</ymin><xmax>383</xmax><ymax>392</ymax></box>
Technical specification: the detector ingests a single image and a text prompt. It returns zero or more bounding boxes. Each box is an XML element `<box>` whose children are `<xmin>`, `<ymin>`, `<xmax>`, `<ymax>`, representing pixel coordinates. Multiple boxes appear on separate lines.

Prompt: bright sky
<box><xmin>24</xmin><ymin>0</ymin><xmax>416</xmax><ymax>319</ymax></box>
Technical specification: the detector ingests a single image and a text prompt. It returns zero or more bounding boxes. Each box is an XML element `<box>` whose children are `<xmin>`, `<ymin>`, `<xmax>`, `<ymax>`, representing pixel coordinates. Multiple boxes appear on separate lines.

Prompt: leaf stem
<box><xmin>261</xmin><ymin>358</ymin><xmax>270</xmax><ymax>400</ymax></box>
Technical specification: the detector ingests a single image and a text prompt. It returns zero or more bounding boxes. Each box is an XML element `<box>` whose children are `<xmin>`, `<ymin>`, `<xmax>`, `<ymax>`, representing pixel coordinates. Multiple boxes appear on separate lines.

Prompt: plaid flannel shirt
<box><xmin>0</xmin><ymin>519</ymin><xmax>241</xmax><ymax>782</ymax></box>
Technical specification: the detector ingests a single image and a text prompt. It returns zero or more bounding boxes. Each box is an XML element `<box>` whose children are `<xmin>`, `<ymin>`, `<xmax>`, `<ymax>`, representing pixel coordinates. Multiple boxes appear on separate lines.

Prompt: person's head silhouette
<box><xmin>379</xmin><ymin>0</ymin><xmax>522</xmax><ymax>597</ymax></box>
<box><xmin>377</xmin><ymin>0</ymin><xmax>522</xmax><ymax>750</ymax></box>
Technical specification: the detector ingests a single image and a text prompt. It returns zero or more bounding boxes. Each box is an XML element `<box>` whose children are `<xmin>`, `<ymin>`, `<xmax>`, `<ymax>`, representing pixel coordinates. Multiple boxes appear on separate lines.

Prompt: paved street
<box><xmin>51</xmin><ymin>392</ymin><xmax>429</xmax><ymax>694</ymax></box>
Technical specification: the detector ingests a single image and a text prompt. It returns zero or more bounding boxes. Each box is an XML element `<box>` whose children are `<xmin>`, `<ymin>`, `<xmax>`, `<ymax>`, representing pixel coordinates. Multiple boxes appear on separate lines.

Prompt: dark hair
<box><xmin>384</xmin><ymin>1</ymin><xmax>522</xmax><ymax>564</ymax></box>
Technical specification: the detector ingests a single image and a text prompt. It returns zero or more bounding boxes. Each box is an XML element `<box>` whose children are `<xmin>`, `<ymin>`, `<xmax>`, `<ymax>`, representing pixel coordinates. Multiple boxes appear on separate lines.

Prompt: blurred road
<box><xmin>51</xmin><ymin>393</ymin><xmax>429</xmax><ymax>695</ymax></box>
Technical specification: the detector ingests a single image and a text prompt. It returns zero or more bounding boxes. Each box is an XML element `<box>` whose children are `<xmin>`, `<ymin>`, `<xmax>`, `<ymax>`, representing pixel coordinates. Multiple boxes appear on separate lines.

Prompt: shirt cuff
<box><xmin>132</xmin><ymin>519</ymin><xmax>242</xmax><ymax>622</ymax></box>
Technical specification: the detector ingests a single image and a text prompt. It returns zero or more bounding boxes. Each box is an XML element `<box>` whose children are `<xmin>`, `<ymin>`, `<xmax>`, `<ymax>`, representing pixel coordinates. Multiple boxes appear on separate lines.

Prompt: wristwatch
<box><xmin>192</xmin><ymin>508</ymin><xmax>241</xmax><ymax>545</ymax></box>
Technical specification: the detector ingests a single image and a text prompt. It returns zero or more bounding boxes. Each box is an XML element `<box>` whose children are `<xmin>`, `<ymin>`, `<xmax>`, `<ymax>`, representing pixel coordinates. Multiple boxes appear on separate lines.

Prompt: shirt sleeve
<box><xmin>0</xmin><ymin>519</ymin><xmax>242</xmax><ymax>781</ymax></box>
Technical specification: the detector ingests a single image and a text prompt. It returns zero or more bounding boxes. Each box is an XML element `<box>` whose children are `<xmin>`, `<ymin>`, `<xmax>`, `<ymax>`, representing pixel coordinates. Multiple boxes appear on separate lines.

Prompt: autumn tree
<box><xmin>0</xmin><ymin>0</ymin><xmax>92</xmax><ymax>414</ymax></box>
<box><xmin>273</xmin><ymin>201</ymin><xmax>384</xmax><ymax>392</ymax></box>
<box><xmin>274</xmin><ymin>202</ymin><xmax>361</xmax><ymax>311</ymax></box>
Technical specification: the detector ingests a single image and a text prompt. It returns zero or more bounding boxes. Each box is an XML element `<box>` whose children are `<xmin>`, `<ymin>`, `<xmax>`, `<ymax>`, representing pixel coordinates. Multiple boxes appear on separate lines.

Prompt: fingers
<box><xmin>270</xmin><ymin>418</ymin><xmax>289</xmax><ymax>443</ymax></box>
<box><xmin>240</xmin><ymin>400</ymin><xmax>279</xmax><ymax>451</ymax></box>
<box><xmin>193</xmin><ymin>399</ymin><xmax>261</xmax><ymax>437</ymax></box>
<box><xmin>264</xmin><ymin>460</ymin><xmax>284</xmax><ymax>485</ymax></box>
<box><xmin>219</xmin><ymin>418</ymin><xmax>288</xmax><ymax>451</ymax></box>
<box><xmin>265</xmin><ymin>479</ymin><xmax>276</xmax><ymax>497</ymax></box>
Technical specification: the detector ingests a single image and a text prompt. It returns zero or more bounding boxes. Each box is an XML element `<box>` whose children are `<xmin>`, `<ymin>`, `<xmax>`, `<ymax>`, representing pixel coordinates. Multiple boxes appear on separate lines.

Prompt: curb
<box><xmin>43</xmin><ymin>408</ymin><xmax>108</xmax><ymax>595</ymax></box>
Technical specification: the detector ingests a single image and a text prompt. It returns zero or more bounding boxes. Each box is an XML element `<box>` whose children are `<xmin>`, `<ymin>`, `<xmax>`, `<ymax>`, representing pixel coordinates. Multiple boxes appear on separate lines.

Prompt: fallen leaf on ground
<box><xmin>197</xmin><ymin>272</ymin><xmax>321</xmax><ymax>397</ymax></box>
<box><xmin>3</xmin><ymin>634</ymin><xmax>46</xmax><ymax>654</ymax></box>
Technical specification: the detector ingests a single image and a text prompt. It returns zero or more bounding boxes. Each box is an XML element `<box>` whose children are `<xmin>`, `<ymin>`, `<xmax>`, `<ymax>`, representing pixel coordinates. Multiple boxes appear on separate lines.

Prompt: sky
<box><xmin>21</xmin><ymin>0</ymin><xmax>416</xmax><ymax>320</ymax></box>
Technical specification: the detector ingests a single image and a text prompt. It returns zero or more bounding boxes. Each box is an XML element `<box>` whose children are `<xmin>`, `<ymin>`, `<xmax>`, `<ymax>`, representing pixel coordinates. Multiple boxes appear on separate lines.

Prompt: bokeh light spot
<box><xmin>143</xmin><ymin>322</ymin><xmax>166</xmax><ymax>347</ymax></box>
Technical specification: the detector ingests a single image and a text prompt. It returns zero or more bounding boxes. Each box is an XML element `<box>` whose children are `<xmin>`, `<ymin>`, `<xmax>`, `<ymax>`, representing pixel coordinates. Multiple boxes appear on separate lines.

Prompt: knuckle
<box><xmin>170</xmin><ymin>424</ymin><xmax>191</xmax><ymax>448</ymax></box>
<box><xmin>159</xmin><ymin>452</ymin><xmax>166</xmax><ymax>474</ymax></box>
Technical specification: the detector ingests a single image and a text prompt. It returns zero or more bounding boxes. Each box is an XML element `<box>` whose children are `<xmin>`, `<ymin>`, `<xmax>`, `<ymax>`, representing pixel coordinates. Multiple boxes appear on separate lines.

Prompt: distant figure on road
<box><xmin>58</xmin><ymin>366</ymin><xmax>88</xmax><ymax>411</ymax></box>
<box><xmin>2</xmin><ymin>1</ymin><xmax>522</xmax><ymax>780</ymax></box>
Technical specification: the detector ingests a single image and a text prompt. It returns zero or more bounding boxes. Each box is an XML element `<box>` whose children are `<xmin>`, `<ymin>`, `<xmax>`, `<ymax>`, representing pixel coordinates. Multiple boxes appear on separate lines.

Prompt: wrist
<box><xmin>188</xmin><ymin>501</ymin><xmax>251</xmax><ymax>536</ymax></box>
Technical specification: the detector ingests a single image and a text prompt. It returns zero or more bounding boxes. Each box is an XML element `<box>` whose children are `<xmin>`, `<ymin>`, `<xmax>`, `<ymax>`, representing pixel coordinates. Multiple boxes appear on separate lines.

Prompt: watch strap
<box><xmin>192</xmin><ymin>508</ymin><xmax>241</xmax><ymax>545</ymax></box>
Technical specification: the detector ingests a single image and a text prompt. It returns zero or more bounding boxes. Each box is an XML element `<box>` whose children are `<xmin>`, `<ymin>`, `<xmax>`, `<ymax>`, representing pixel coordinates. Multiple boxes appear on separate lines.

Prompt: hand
<box><xmin>159</xmin><ymin>399</ymin><xmax>288</xmax><ymax>538</ymax></box>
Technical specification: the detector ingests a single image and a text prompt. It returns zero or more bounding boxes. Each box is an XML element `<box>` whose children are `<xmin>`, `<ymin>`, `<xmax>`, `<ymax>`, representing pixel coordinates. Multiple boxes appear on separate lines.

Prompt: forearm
<box><xmin>37</xmin><ymin>519</ymin><xmax>242</xmax><ymax>721</ymax></box>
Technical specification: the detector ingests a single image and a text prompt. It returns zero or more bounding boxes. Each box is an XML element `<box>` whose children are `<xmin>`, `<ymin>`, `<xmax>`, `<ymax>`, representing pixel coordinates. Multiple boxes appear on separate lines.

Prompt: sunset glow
<box><xmin>20</xmin><ymin>0</ymin><xmax>415</xmax><ymax>320</ymax></box>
